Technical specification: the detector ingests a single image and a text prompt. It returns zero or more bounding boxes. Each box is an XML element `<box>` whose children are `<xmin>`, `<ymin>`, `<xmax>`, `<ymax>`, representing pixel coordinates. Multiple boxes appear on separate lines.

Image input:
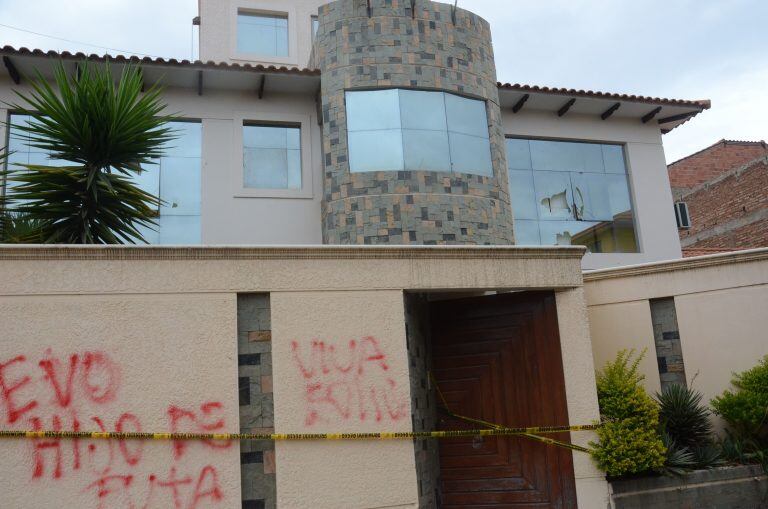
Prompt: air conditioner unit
<box><xmin>674</xmin><ymin>202</ymin><xmax>691</xmax><ymax>229</ymax></box>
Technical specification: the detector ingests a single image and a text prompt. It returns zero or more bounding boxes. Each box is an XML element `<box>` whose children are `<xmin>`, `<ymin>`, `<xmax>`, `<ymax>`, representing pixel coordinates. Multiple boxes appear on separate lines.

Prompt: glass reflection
<box><xmin>237</xmin><ymin>13</ymin><xmax>289</xmax><ymax>57</ymax></box>
<box><xmin>242</xmin><ymin>124</ymin><xmax>302</xmax><ymax>189</ymax></box>
<box><xmin>345</xmin><ymin>89</ymin><xmax>492</xmax><ymax>176</ymax></box>
<box><xmin>505</xmin><ymin>137</ymin><xmax>637</xmax><ymax>253</ymax></box>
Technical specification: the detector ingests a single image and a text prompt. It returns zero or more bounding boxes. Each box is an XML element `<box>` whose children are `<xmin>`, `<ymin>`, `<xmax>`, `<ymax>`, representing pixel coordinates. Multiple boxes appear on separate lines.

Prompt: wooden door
<box><xmin>429</xmin><ymin>292</ymin><xmax>577</xmax><ymax>508</ymax></box>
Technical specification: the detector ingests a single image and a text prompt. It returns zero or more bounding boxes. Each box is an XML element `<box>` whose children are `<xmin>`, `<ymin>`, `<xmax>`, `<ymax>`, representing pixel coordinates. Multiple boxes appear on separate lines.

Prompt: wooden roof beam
<box><xmin>601</xmin><ymin>102</ymin><xmax>621</xmax><ymax>120</ymax></box>
<box><xmin>512</xmin><ymin>94</ymin><xmax>529</xmax><ymax>114</ymax></box>
<box><xmin>257</xmin><ymin>74</ymin><xmax>266</xmax><ymax>99</ymax></box>
<box><xmin>641</xmin><ymin>106</ymin><xmax>662</xmax><ymax>124</ymax></box>
<box><xmin>3</xmin><ymin>56</ymin><xmax>21</xmax><ymax>85</ymax></box>
<box><xmin>557</xmin><ymin>98</ymin><xmax>576</xmax><ymax>117</ymax></box>
<box><xmin>658</xmin><ymin>111</ymin><xmax>697</xmax><ymax>124</ymax></box>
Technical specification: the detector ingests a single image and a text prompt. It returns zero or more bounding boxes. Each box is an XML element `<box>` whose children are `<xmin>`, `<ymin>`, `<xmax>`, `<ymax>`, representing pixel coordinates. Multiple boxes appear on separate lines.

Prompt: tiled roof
<box><xmin>669</xmin><ymin>139</ymin><xmax>768</xmax><ymax>167</ymax></box>
<box><xmin>0</xmin><ymin>45</ymin><xmax>321</xmax><ymax>76</ymax></box>
<box><xmin>497</xmin><ymin>82</ymin><xmax>711</xmax><ymax>109</ymax></box>
<box><xmin>682</xmin><ymin>247</ymin><xmax>751</xmax><ymax>258</ymax></box>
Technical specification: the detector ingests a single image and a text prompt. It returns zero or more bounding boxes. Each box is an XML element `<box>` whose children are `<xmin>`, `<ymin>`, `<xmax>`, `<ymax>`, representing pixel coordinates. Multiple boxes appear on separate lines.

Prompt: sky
<box><xmin>0</xmin><ymin>0</ymin><xmax>765</xmax><ymax>162</ymax></box>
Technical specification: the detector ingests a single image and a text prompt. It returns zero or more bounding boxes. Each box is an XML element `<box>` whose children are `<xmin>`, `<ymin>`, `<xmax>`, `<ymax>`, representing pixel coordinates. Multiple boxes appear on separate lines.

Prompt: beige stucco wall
<box><xmin>0</xmin><ymin>245</ymin><xmax>609</xmax><ymax>508</ymax></box>
<box><xmin>199</xmin><ymin>0</ymin><xmax>326</xmax><ymax>68</ymax></box>
<box><xmin>0</xmin><ymin>292</ymin><xmax>241</xmax><ymax>508</ymax></box>
<box><xmin>272</xmin><ymin>290</ymin><xmax>417</xmax><ymax>508</ymax></box>
<box><xmin>501</xmin><ymin>110</ymin><xmax>683</xmax><ymax>270</ymax></box>
<box><xmin>585</xmin><ymin>248</ymin><xmax>768</xmax><ymax>410</ymax></box>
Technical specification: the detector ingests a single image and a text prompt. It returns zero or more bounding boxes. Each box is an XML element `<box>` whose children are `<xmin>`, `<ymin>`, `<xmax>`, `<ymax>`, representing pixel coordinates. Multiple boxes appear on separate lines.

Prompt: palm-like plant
<box><xmin>3</xmin><ymin>61</ymin><xmax>175</xmax><ymax>243</ymax></box>
<box><xmin>657</xmin><ymin>383</ymin><xmax>713</xmax><ymax>450</ymax></box>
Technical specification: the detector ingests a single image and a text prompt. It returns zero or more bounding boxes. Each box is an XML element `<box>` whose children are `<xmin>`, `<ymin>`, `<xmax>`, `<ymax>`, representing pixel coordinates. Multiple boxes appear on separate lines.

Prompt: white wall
<box><xmin>199</xmin><ymin>0</ymin><xmax>326</xmax><ymax>68</ymax></box>
<box><xmin>501</xmin><ymin>110</ymin><xmax>683</xmax><ymax>269</ymax></box>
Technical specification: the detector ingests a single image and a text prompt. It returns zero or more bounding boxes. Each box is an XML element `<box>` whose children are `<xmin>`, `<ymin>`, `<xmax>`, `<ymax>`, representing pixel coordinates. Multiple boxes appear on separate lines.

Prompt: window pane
<box><xmin>539</xmin><ymin>220</ymin><xmax>600</xmax><ymax>247</ymax></box>
<box><xmin>159</xmin><ymin>157</ymin><xmax>201</xmax><ymax>216</ymax></box>
<box><xmin>244</xmin><ymin>148</ymin><xmax>289</xmax><ymax>188</ymax></box>
<box><xmin>530</xmin><ymin>140</ymin><xmax>604</xmax><ymax>172</ymax></box>
<box><xmin>163</xmin><ymin>122</ymin><xmax>202</xmax><ymax>158</ymax></box>
<box><xmin>445</xmin><ymin>93</ymin><xmax>489</xmax><ymax>138</ymax></box>
<box><xmin>242</xmin><ymin>125</ymin><xmax>301</xmax><ymax>189</ymax></box>
<box><xmin>287</xmin><ymin>149</ymin><xmax>302</xmax><ymax>189</ymax></box>
<box><xmin>134</xmin><ymin>162</ymin><xmax>161</xmax><ymax>199</ymax></box>
<box><xmin>449</xmin><ymin>133</ymin><xmax>492</xmax><ymax>176</ymax></box>
<box><xmin>571</xmin><ymin>173</ymin><xmax>614</xmax><ymax>221</ymax></box>
<box><xmin>286</xmin><ymin>127</ymin><xmax>301</xmax><ymax>150</ymax></box>
<box><xmin>7</xmin><ymin>115</ymin><xmax>32</xmax><ymax>153</ymax></box>
<box><xmin>348</xmin><ymin>130</ymin><xmax>404</xmax><ymax>172</ymax></box>
<box><xmin>402</xmin><ymin>129</ymin><xmax>450</xmax><ymax>172</ymax></box>
<box><xmin>400</xmin><ymin>90</ymin><xmax>447</xmax><ymax>131</ymax></box>
<box><xmin>157</xmin><ymin>215</ymin><xmax>201</xmax><ymax>244</ymax></box>
<box><xmin>244</xmin><ymin>125</ymin><xmax>288</xmax><ymax>149</ymax></box>
<box><xmin>237</xmin><ymin>13</ymin><xmax>288</xmax><ymax>57</ymax></box>
<box><xmin>533</xmin><ymin>171</ymin><xmax>573</xmax><ymax>220</ymax></box>
<box><xmin>514</xmin><ymin>219</ymin><xmax>541</xmax><ymax>245</ymax></box>
<box><xmin>346</xmin><ymin>90</ymin><xmax>401</xmax><ymax>131</ymax></box>
<box><xmin>602</xmin><ymin>144</ymin><xmax>626</xmax><ymax>174</ymax></box>
<box><xmin>506</xmin><ymin>139</ymin><xmax>532</xmax><ymax>170</ymax></box>
<box><xmin>581</xmin><ymin>143</ymin><xmax>605</xmax><ymax>172</ymax></box>
<box><xmin>312</xmin><ymin>17</ymin><xmax>319</xmax><ymax>36</ymax></box>
<box><xmin>508</xmin><ymin>169</ymin><xmax>538</xmax><ymax>220</ymax></box>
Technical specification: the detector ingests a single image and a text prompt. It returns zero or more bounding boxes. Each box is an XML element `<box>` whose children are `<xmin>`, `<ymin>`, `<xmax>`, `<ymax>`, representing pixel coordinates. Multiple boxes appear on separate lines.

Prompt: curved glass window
<box><xmin>346</xmin><ymin>89</ymin><xmax>493</xmax><ymax>176</ymax></box>
<box><xmin>507</xmin><ymin>138</ymin><xmax>638</xmax><ymax>253</ymax></box>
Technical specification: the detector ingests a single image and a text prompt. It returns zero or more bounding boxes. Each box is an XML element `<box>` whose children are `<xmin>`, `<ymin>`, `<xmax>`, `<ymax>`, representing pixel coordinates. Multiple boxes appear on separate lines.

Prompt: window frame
<box><xmin>232</xmin><ymin>111</ymin><xmax>314</xmax><ymax>199</ymax></box>
<box><xmin>505</xmin><ymin>135</ymin><xmax>641</xmax><ymax>253</ymax></box>
<box><xmin>230</xmin><ymin>2</ymin><xmax>298</xmax><ymax>66</ymax></box>
<box><xmin>674</xmin><ymin>201</ymin><xmax>691</xmax><ymax>229</ymax></box>
<box><xmin>344</xmin><ymin>87</ymin><xmax>494</xmax><ymax>177</ymax></box>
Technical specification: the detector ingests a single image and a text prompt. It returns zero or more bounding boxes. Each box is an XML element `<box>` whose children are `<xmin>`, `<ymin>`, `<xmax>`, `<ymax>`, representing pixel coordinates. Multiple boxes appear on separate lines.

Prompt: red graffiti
<box><xmin>0</xmin><ymin>355</ymin><xmax>39</xmax><ymax>424</ymax></box>
<box><xmin>291</xmin><ymin>336</ymin><xmax>407</xmax><ymax>426</ymax></box>
<box><xmin>189</xmin><ymin>466</ymin><xmax>224</xmax><ymax>509</ymax></box>
<box><xmin>0</xmin><ymin>351</ymin><xmax>230</xmax><ymax>508</ymax></box>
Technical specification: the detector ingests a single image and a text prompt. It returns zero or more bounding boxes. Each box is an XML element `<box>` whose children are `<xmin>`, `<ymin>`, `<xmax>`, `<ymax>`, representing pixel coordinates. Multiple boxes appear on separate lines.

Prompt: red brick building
<box><xmin>667</xmin><ymin>140</ymin><xmax>768</xmax><ymax>256</ymax></box>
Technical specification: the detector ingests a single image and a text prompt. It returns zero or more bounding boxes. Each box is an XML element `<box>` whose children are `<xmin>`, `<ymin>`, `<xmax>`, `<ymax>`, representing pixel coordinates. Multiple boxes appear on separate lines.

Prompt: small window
<box><xmin>311</xmin><ymin>16</ymin><xmax>319</xmax><ymax>37</ymax></box>
<box><xmin>237</xmin><ymin>11</ymin><xmax>288</xmax><ymax>57</ymax></box>
<box><xmin>243</xmin><ymin>124</ymin><xmax>301</xmax><ymax>189</ymax></box>
<box><xmin>675</xmin><ymin>202</ymin><xmax>691</xmax><ymax>229</ymax></box>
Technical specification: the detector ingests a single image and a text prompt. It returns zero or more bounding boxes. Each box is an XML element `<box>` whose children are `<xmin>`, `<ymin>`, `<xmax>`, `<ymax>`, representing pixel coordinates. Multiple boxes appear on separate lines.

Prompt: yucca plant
<box><xmin>2</xmin><ymin>61</ymin><xmax>175</xmax><ymax>243</ymax></box>
<box><xmin>657</xmin><ymin>384</ymin><xmax>713</xmax><ymax>450</ymax></box>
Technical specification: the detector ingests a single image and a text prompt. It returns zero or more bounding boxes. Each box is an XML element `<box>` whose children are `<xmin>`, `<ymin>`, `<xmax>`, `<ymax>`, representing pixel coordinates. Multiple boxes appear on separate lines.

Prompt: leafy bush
<box><xmin>711</xmin><ymin>356</ymin><xmax>768</xmax><ymax>442</ymax></box>
<box><xmin>590</xmin><ymin>349</ymin><xmax>666</xmax><ymax>477</ymax></box>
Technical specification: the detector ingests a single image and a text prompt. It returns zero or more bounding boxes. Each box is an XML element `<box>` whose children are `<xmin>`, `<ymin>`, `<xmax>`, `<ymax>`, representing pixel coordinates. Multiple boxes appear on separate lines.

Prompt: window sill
<box><xmin>233</xmin><ymin>188</ymin><xmax>314</xmax><ymax>200</ymax></box>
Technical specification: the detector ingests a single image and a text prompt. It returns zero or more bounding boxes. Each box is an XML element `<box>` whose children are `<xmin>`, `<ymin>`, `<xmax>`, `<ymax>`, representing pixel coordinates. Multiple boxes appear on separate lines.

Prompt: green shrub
<box><xmin>657</xmin><ymin>384</ymin><xmax>713</xmax><ymax>449</ymax></box>
<box><xmin>590</xmin><ymin>349</ymin><xmax>666</xmax><ymax>477</ymax></box>
<box><xmin>711</xmin><ymin>355</ymin><xmax>768</xmax><ymax>442</ymax></box>
<box><xmin>656</xmin><ymin>383</ymin><xmax>721</xmax><ymax>471</ymax></box>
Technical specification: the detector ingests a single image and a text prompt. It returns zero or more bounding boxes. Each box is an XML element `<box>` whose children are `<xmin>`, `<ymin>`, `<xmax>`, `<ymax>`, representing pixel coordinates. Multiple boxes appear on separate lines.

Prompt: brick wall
<box><xmin>668</xmin><ymin>140</ymin><xmax>768</xmax><ymax>196</ymax></box>
<box><xmin>678</xmin><ymin>157</ymin><xmax>768</xmax><ymax>251</ymax></box>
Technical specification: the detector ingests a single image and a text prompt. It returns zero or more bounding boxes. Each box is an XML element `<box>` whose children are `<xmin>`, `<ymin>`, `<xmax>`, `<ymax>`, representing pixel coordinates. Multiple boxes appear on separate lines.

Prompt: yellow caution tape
<box><xmin>0</xmin><ymin>424</ymin><xmax>599</xmax><ymax>443</ymax></box>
